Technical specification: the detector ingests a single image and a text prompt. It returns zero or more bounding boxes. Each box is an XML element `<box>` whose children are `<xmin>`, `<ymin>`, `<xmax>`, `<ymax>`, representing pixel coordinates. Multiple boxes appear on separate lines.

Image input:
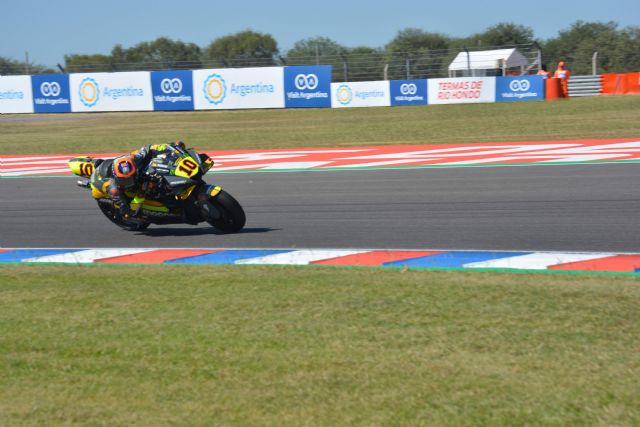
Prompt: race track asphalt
<box><xmin>2</xmin><ymin>163</ymin><xmax>640</xmax><ymax>252</ymax></box>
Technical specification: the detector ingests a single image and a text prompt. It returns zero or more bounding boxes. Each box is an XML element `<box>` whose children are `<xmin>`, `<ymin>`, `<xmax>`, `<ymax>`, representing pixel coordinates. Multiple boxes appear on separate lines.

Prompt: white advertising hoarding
<box><xmin>70</xmin><ymin>72</ymin><xmax>153</xmax><ymax>112</ymax></box>
<box><xmin>331</xmin><ymin>81</ymin><xmax>390</xmax><ymax>108</ymax></box>
<box><xmin>193</xmin><ymin>67</ymin><xmax>285</xmax><ymax>110</ymax></box>
<box><xmin>428</xmin><ymin>77</ymin><xmax>496</xmax><ymax>105</ymax></box>
<box><xmin>0</xmin><ymin>76</ymin><xmax>33</xmax><ymax>114</ymax></box>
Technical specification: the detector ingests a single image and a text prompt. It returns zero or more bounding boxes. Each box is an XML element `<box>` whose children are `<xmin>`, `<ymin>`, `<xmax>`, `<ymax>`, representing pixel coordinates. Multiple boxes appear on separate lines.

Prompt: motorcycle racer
<box><xmin>70</xmin><ymin>144</ymin><xmax>243</xmax><ymax>233</ymax></box>
<box><xmin>90</xmin><ymin>141</ymin><xmax>189</xmax><ymax>219</ymax></box>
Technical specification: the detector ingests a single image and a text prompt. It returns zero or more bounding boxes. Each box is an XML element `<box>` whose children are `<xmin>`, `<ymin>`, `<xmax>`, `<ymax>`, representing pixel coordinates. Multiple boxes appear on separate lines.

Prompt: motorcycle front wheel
<box><xmin>207</xmin><ymin>190</ymin><xmax>246</xmax><ymax>233</ymax></box>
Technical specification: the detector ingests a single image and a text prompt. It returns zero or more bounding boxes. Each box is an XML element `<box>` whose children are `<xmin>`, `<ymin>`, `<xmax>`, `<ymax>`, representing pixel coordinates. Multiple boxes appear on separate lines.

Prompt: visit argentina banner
<box><xmin>0</xmin><ymin>75</ymin><xmax>33</xmax><ymax>114</ymax></box>
<box><xmin>193</xmin><ymin>67</ymin><xmax>285</xmax><ymax>110</ymax></box>
<box><xmin>70</xmin><ymin>72</ymin><xmax>153</xmax><ymax>112</ymax></box>
<box><xmin>330</xmin><ymin>81</ymin><xmax>391</xmax><ymax>108</ymax></box>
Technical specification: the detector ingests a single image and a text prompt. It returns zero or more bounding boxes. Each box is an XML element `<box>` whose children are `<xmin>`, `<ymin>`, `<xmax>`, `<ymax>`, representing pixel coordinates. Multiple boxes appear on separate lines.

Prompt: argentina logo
<box><xmin>337</xmin><ymin>84</ymin><xmax>353</xmax><ymax>105</ymax></box>
<box><xmin>203</xmin><ymin>73</ymin><xmax>227</xmax><ymax>105</ymax></box>
<box><xmin>79</xmin><ymin>77</ymin><xmax>99</xmax><ymax>107</ymax></box>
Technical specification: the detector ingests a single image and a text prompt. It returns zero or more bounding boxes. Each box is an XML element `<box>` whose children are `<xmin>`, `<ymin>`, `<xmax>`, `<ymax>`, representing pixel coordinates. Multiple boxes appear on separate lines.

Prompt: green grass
<box><xmin>1</xmin><ymin>265</ymin><xmax>639</xmax><ymax>426</ymax></box>
<box><xmin>2</xmin><ymin>97</ymin><xmax>640</xmax><ymax>425</ymax></box>
<box><xmin>1</xmin><ymin>95</ymin><xmax>639</xmax><ymax>154</ymax></box>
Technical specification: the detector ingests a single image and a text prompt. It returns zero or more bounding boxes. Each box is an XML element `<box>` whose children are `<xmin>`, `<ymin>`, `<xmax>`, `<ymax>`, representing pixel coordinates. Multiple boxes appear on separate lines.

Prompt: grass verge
<box><xmin>1</xmin><ymin>96</ymin><xmax>639</xmax><ymax>154</ymax></box>
<box><xmin>1</xmin><ymin>265</ymin><xmax>639</xmax><ymax>426</ymax></box>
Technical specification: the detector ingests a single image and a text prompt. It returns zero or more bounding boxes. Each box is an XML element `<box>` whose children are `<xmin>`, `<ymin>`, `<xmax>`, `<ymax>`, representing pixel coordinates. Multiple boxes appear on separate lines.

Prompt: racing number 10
<box><xmin>80</xmin><ymin>163</ymin><xmax>94</xmax><ymax>177</ymax></box>
<box><xmin>178</xmin><ymin>158</ymin><xmax>198</xmax><ymax>177</ymax></box>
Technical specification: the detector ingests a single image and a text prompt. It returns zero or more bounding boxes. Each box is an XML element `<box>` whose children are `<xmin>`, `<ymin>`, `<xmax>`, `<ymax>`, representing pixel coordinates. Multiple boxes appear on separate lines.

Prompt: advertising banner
<box><xmin>496</xmin><ymin>75</ymin><xmax>544</xmax><ymax>102</ymax></box>
<box><xmin>284</xmin><ymin>65</ymin><xmax>331</xmax><ymax>108</ymax></box>
<box><xmin>331</xmin><ymin>81</ymin><xmax>390</xmax><ymax>108</ymax></box>
<box><xmin>31</xmin><ymin>74</ymin><xmax>71</xmax><ymax>113</ymax></box>
<box><xmin>428</xmin><ymin>77</ymin><xmax>496</xmax><ymax>105</ymax></box>
<box><xmin>151</xmin><ymin>70</ymin><xmax>194</xmax><ymax>111</ymax></box>
<box><xmin>0</xmin><ymin>75</ymin><xmax>33</xmax><ymax>114</ymax></box>
<box><xmin>193</xmin><ymin>67</ymin><xmax>285</xmax><ymax>110</ymax></box>
<box><xmin>70</xmin><ymin>72</ymin><xmax>153</xmax><ymax>112</ymax></box>
<box><xmin>390</xmin><ymin>79</ymin><xmax>428</xmax><ymax>106</ymax></box>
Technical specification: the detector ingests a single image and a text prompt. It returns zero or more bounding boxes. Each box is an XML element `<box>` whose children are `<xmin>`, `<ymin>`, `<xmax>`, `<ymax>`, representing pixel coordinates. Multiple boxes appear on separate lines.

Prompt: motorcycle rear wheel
<box><xmin>207</xmin><ymin>190</ymin><xmax>246</xmax><ymax>233</ymax></box>
<box><xmin>97</xmin><ymin>201</ymin><xmax>150</xmax><ymax>231</ymax></box>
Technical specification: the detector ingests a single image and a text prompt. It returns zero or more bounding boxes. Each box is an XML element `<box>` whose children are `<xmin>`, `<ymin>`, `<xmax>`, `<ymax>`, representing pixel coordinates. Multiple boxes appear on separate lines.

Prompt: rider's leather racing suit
<box><xmin>90</xmin><ymin>142</ymin><xmax>184</xmax><ymax>218</ymax></box>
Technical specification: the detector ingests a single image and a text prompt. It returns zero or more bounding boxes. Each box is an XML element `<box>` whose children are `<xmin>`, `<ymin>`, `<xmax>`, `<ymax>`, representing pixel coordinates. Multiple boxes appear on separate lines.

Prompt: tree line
<box><xmin>2</xmin><ymin>21</ymin><xmax>638</xmax><ymax>79</ymax></box>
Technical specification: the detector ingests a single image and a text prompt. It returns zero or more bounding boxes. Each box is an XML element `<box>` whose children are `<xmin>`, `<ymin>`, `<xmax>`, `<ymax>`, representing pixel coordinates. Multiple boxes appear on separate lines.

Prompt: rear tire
<box><xmin>207</xmin><ymin>190</ymin><xmax>246</xmax><ymax>233</ymax></box>
<box><xmin>97</xmin><ymin>201</ymin><xmax>150</xmax><ymax>231</ymax></box>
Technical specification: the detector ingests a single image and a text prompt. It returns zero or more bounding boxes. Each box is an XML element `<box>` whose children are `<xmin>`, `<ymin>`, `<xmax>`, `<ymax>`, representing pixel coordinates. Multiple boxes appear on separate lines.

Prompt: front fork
<box><xmin>195</xmin><ymin>184</ymin><xmax>223</xmax><ymax>221</ymax></box>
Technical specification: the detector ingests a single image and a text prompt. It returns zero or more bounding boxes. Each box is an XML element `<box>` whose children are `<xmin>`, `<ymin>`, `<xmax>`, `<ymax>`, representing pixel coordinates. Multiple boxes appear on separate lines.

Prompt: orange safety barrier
<box><xmin>627</xmin><ymin>72</ymin><xmax>640</xmax><ymax>94</ymax></box>
<box><xmin>602</xmin><ymin>73</ymin><xmax>626</xmax><ymax>95</ymax></box>
<box><xmin>545</xmin><ymin>77</ymin><xmax>561</xmax><ymax>100</ymax></box>
<box><xmin>602</xmin><ymin>72</ymin><xmax>640</xmax><ymax>95</ymax></box>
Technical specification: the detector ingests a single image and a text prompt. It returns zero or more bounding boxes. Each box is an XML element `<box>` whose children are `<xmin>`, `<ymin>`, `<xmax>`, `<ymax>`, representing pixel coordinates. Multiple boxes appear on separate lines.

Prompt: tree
<box><xmin>385</xmin><ymin>28</ymin><xmax>451</xmax><ymax>79</ymax></box>
<box><xmin>543</xmin><ymin>21</ymin><xmax>640</xmax><ymax>74</ymax></box>
<box><xmin>110</xmin><ymin>37</ymin><xmax>202</xmax><ymax>70</ymax></box>
<box><xmin>285</xmin><ymin>37</ymin><xmax>347</xmax><ymax>64</ymax></box>
<box><xmin>466</xmin><ymin>22</ymin><xmax>535</xmax><ymax>47</ymax></box>
<box><xmin>0</xmin><ymin>56</ymin><xmax>54</xmax><ymax>75</ymax></box>
<box><xmin>613</xmin><ymin>26</ymin><xmax>640</xmax><ymax>73</ymax></box>
<box><xmin>385</xmin><ymin>28</ymin><xmax>449</xmax><ymax>53</ymax></box>
<box><xmin>345</xmin><ymin>47</ymin><xmax>386</xmax><ymax>81</ymax></box>
<box><xmin>284</xmin><ymin>37</ymin><xmax>351</xmax><ymax>81</ymax></box>
<box><xmin>64</xmin><ymin>54</ymin><xmax>113</xmax><ymax>73</ymax></box>
<box><xmin>204</xmin><ymin>30</ymin><xmax>278</xmax><ymax>67</ymax></box>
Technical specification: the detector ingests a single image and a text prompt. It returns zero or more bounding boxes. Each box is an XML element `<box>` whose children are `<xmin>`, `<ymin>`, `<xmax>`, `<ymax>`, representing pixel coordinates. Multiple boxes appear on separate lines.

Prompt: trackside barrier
<box><xmin>70</xmin><ymin>72</ymin><xmax>153</xmax><ymax>112</ymax></box>
<box><xmin>6</xmin><ymin>68</ymin><xmax>639</xmax><ymax>114</ymax></box>
<box><xmin>545</xmin><ymin>78</ymin><xmax>561</xmax><ymax>100</ymax></box>
<box><xmin>193</xmin><ymin>67</ymin><xmax>285</xmax><ymax>110</ymax></box>
<box><xmin>428</xmin><ymin>77</ymin><xmax>496</xmax><ymax>104</ymax></box>
<box><xmin>601</xmin><ymin>72</ymin><xmax>640</xmax><ymax>95</ymax></box>
<box><xmin>568</xmin><ymin>75</ymin><xmax>602</xmax><ymax>97</ymax></box>
<box><xmin>284</xmin><ymin>65</ymin><xmax>332</xmax><ymax>108</ymax></box>
<box><xmin>32</xmin><ymin>74</ymin><xmax>71</xmax><ymax>113</ymax></box>
<box><xmin>0</xmin><ymin>75</ymin><xmax>33</xmax><ymax>113</ymax></box>
<box><xmin>495</xmin><ymin>75</ymin><xmax>544</xmax><ymax>102</ymax></box>
<box><xmin>331</xmin><ymin>81</ymin><xmax>391</xmax><ymax>108</ymax></box>
<box><xmin>390</xmin><ymin>80</ymin><xmax>428</xmax><ymax>106</ymax></box>
<box><xmin>151</xmin><ymin>70</ymin><xmax>194</xmax><ymax>111</ymax></box>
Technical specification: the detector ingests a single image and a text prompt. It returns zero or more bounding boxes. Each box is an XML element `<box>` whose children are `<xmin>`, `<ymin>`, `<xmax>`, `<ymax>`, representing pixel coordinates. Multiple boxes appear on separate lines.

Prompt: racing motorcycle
<box><xmin>68</xmin><ymin>146</ymin><xmax>246</xmax><ymax>233</ymax></box>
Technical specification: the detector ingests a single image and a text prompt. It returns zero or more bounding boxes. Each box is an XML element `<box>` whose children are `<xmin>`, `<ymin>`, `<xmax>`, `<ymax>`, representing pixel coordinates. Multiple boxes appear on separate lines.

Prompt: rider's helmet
<box><xmin>112</xmin><ymin>156</ymin><xmax>137</xmax><ymax>190</ymax></box>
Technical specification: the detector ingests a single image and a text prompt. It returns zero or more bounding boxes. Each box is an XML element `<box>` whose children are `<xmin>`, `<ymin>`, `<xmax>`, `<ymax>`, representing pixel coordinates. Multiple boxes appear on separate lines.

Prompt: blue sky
<box><xmin>2</xmin><ymin>0</ymin><xmax>638</xmax><ymax>67</ymax></box>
